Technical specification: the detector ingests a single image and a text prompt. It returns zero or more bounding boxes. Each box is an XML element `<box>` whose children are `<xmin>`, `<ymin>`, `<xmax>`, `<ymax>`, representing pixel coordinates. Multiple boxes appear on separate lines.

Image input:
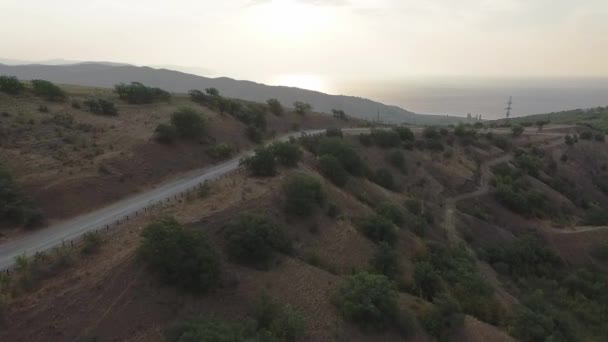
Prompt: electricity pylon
<box><xmin>505</xmin><ymin>96</ymin><xmax>513</xmax><ymax>119</ymax></box>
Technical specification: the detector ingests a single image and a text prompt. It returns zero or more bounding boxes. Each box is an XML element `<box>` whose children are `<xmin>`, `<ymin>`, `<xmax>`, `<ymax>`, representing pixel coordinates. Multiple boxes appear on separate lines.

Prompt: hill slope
<box><xmin>0</xmin><ymin>62</ymin><xmax>466</xmax><ymax>125</ymax></box>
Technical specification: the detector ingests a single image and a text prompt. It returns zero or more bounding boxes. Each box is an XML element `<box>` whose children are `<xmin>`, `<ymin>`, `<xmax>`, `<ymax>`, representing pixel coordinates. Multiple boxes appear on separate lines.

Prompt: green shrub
<box><xmin>38</xmin><ymin>104</ymin><xmax>49</xmax><ymax>113</ymax></box>
<box><xmin>71</xmin><ymin>100</ymin><xmax>81</xmax><ymax>109</ymax></box>
<box><xmin>31</xmin><ymin>79</ymin><xmax>66</xmax><ymax>101</ymax></box>
<box><xmin>371</xmin><ymin>242</ymin><xmax>400</xmax><ymax>279</ymax></box>
<box><xmin>82</xmin><ymin>232</ymin><xmax>102</xmax><ymax>254</ymax></box>
<box><xmin>421</xmin><ymin>293</ymin><xmax>464</xmax><ymax>339</ymax></box>
<box><xmin>595</xmin><ymin>133</ymin><xmax>605</xmax><ymax>142</ymax></box>
<box><xmin>485</xmin><ymin>235</ymin><xmax>561</xmax><ymax>278</ymax></box>
<box><xmin>283</xmin><ymin>174</ymin><xmax>325</xmax><ymax>217</ymax></box>
<box><xmin>154</xmin><ymin>123</ymin><xmax>178</xmax><ymax>144</ymax></box>
<box><xmin>139</xmin><ymin>217</ymin><xmax>220</xmax><ymax>292</ymax></box>
<box><xmin>371</xmin><ymin>129</ymin><xmax>401</xmax><ymax>148</ymax></box>
<box><xmin>423</xmin><ymin>127</ymin><xmax>441</xmax><ymax>140</ymax></box>
<box><xmin>267</xmin><ymin>98</ymin><xmax>284</xmax><ymax>116</ymax></box>
<box><xmin>359</xmin><ymin>215</ymin><xmax>397</xmax><ymax>245</ymax></box>
<box><xmin>318</xmin><ymin>154</ymin><xmax>349</xmax><ymax>187</ymax></box>
<box><xmin>332</xmin><ymin>109</ymin><xmax>347</xmax><ymax>120</ymax></box>
<box><xmin>253</xmin><ymin>293</ymin><xmax>306</xmax><ymax>341</ymax></box>
<box><xmin>166</xmin><ymin>318</ymin><xmax>248</xmax><ymax>342</ymax></box>
<box><xmin>335</xmin><ymin>272</ymin><xmax>399</xmax><ymax>332</ymax></box>
<box><xmin>583</xmin><ymin>207</ymin><xmax>608</xmax><ymax>226</ymax></box>
<box><xmin>371</xmin><ymin>168</ymin><xmax>396</xmax><ymax>191</ymax></box>
<box><xmin>83</xmin><ymin>98</ymin><xmax>118</xmax><ymax>116</ymax></box>
<box><xmin>393</xmin><ymin>126</ymin><xmax>415</xmax><ymax>142</ymax></box>
<box><xmin>114</xmin><ymin>82</ymin><xmax>170</xmax><ymax>104</ymax></box>
<box><xmin>293</xmin><ymin>101</ymin><xmax>312</xmax><ymax>115</ymax></box>
<box><xmin>413</xmin><ymin>261</ymin><xmax>442</xmax><ymax>300</ymax></box>
<box><xmin>224</xmin><ymin>214</ymin><xmax>291</xmax><ymax>268</ymax></box>
<box><xmin>171</xmin><ymin>107</ymin><xmax>206</xmax><ymax>139</ymax></box>
<box><xmin>0</xmin><ymin>75</ymin><xmax>25</xmax><ymax>94</ymax></box>
<box><xmin>0</xmin><ymin>165</ymin><xmax>43</xmax><ymax>227</ymax></box>
<box><xmin>246</xmin><ymin>126</ymin><xmax>264</xmax><ymax>143</ymax></box>
<box><xmin>269</xmin><ymin>141</ymin><xmax>302</xmax><ymax>167</ymax></box>
<box><xmin>325</xmin><ymin>127</ymin><xmax>343</xmax><ymax>138</ymax></box>
<box><xmin>317</xmin><ymin>138</ymin><xmax>365</xmax><ymax>176</ymax></box>
<box><xmin>207</xmin><ymin>143</ymin><xmax>233</xmax><ymax>160</ymax></box>
<box><xmin>511</xmin><ymin>124</ymin><xmax>524</xmax><ymax>136</ymax></box>
<box><xmin>241</xmin><ymin>147</ymin><xmax>277</xmax><ymax>177</ymax></box>
<box><xmin>376</xmin><ymin>202</ymin><xmax>405</xmax><ymax>227</ymax></box>
<box><xmin>580</xmin><ymin>131</ymin><xmax>593</xmax><ymax>140</ymax></box>
<box><xmin>385</xmin><ymin>150</ymin><xmax>406</xmax><ymax>172</ymax></box>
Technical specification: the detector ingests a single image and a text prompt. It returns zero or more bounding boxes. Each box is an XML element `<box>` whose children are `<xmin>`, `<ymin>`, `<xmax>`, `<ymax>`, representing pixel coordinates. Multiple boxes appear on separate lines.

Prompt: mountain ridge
<box><xmin>0</xmin><ymin>62</ymin><xmax>467</xmax><ymax>124</ymax></box>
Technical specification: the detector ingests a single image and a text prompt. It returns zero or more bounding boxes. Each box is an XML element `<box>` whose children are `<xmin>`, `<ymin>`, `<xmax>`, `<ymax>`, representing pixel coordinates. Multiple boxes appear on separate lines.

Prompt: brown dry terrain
<box><xmin>2</xmin><ymin>86</ymin><xmax>608</xmax><ymax>342</ymax></box>
<box><xmin>0</xmin><ymin>84</ymin><xmax>356</xmax><ymax>237</ymax></box>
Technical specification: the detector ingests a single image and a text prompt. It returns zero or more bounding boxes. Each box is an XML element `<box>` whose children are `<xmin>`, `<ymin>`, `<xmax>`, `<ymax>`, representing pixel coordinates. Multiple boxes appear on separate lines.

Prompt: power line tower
<box><xmin>505</xmin><ymin>96</ymin><xmax>513</xmax><ymax>119</ymax></box>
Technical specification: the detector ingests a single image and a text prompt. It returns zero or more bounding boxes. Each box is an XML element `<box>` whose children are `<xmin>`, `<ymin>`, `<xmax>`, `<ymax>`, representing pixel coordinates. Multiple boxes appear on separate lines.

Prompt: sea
<box><xmin>332</xmin><ymin>77</ymin><xmax>608</xmax><ymax>119</ymax></box>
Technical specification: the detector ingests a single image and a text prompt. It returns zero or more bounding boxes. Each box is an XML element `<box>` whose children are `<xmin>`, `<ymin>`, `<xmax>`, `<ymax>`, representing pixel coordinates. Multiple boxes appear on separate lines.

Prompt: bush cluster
<box><xmin>283</xmin><ymin>174</ymin><xmax>325</xmax><ymax>217</ymax></box>
<box><xmin>166</xmin><ymin>294</ymin><xmax>305</xmax><ymax>342</ymax></box>
<box><xmin>241</xmin><ymin>142</ymin><xmax>302</xmax><ymax>176</ymax></box>
<box><xmin>83</xmin><ymin>98</ymin><xmax>118</xmax><ymax>116</ymax></box>
<box><xmin>207</xmin><ymin>143</ymin><xmax>233</xmax><ymax>160</ymax></box>
<box><xmin>0</xmin><ymin>165</ymin><xmax>44</xmax><ymax>227</ymax></box>
<box><xmin>335</xmin><ymin>272</ymin><xmax>407</xmax><ymax>333</ymax></box>
<box><xmin>139</xmin><ymin>217</ymin><xmax>220</xmax><ymax>293</ymax></box>
<box><xmin>114</xmin><ymin>82</ymin><xmax>170</xmax><ymax>104</ymax></box>
<box><xmin>31</xmin><ymin>79</ymin><xmax>66</xmax><ymax>101</ymax></box>
<box><xmin>358</xmin><ymin>215</ymin><xmax>397</xmax><ymax>245</ymax></box>
<box><xmin>0</xmin><ymin>75</ymin><xmax>25</xmax><ymax>94</ymax></box>
<box><xmin>224</xmin><ymin>214</ymin><xmax>292</xmax><ymax>268</ymax></box>
<box><xmin>154</xmin><ymin>107</ymin><xmax>206</xmax><ymax>143</ymax></box>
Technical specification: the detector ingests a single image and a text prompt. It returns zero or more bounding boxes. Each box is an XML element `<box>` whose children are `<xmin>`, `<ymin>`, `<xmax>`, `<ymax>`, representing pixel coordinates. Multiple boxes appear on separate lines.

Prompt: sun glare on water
<box><xmin>271</xmin><ymin>74</ymin><xmax>329</xmax><ymax>93</ymax></box>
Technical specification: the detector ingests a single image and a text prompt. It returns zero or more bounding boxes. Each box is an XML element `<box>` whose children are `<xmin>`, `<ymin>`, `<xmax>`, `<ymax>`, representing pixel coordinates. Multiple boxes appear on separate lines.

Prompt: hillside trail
<box><xmin>440</xmin><ymin>132</ymin><xmax>567</xmax><ymax>307</ymax></box>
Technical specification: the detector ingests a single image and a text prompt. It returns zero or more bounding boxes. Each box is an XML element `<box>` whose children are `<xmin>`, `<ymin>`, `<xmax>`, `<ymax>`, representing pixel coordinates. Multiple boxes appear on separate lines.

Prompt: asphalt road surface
<box><xmin>0</xmin><ymin>128</ymin><xmax>376</xmax><ymax>270</ymax></box>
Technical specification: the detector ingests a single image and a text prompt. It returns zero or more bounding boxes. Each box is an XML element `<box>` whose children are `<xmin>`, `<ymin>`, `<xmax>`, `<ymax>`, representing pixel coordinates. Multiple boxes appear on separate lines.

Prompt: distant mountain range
<box><xmin>0</xmin><ymin>61</ymin><xmax>469</xmax><ymax>124</ymax></box>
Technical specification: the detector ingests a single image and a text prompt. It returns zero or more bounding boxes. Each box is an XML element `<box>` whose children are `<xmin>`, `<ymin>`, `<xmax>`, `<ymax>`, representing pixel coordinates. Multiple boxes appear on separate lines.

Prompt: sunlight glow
<box><xmin>249</xmin><ymin>0</ymin><xmax>334</xmax><ymax>38</ymax></box>
<box><xmin>271</xmin><ymin>74</ymin><xmax>329</xmax><ymax>93</ymax></box>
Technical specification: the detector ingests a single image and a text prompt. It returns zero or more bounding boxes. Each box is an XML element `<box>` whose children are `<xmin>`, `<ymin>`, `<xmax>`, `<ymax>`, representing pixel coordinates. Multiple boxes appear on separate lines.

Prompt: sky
<box><xmin>1</xmin><ymin>0</ymin><xmax>608</xmax><ymax>93</ymax></box>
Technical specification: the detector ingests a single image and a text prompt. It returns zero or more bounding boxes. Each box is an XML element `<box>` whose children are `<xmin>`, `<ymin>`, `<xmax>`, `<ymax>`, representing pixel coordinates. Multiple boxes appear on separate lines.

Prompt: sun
<box><xmin>249</xmin><ymin>0</ymin><xmax>333</xmax><ymax>37</ymax></box>
<box><xmin>271</xmin><ymin>74</ymin><xmax>329</xmax><ymax>93</ymax></box>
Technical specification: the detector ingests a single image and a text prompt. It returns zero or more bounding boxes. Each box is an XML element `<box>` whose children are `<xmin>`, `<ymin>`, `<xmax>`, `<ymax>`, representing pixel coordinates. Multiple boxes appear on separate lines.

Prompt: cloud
<box><xmin>246</xmin><ymin>0</ymin><xmax>348</xmax><ymax>7</ymax></box>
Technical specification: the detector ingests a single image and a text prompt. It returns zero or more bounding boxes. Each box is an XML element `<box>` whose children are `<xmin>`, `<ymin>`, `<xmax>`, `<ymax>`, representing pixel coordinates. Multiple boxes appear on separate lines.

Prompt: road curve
<box><xmin>0</xmin><ymin>128</ymin><xmax>376</xmax><ymax>270</ymax></box>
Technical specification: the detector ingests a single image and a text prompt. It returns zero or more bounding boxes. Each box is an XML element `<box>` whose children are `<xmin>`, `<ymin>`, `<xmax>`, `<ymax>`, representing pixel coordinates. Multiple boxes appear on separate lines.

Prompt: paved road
<box><xmin>0</xmin><ymin>128</ymin><xmax>380</xmax><ymax>270</ymax></box>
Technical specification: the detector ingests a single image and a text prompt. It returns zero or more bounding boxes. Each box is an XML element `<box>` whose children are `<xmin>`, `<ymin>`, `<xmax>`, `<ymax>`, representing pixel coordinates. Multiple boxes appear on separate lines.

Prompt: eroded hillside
<box><xmin>1</xmin><ymin>83</ymin><xmax>608</xmax><ymax>342</ymax></box>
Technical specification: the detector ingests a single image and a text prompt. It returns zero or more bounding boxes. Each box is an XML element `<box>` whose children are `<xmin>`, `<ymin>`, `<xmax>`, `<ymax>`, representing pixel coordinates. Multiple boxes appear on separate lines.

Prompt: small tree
<box><xmin>270</xmin><ymin>141</ymin><xmax>302</xmax><ymax>167</ymax></box>
<box><xmin>371</xmin><ymin>242</ymin><xmax>400</xmax><ymax>279</ymax></box>
<box><xmin>325</xmin><ymin>127</ymin><xmax>343</xmax><ymax>138</ymax></box>
<box><xmin>283</xmin><ymin>174</ymin><xmax>325</xmax><ymax>217</ymax></box>
<box><xmin>332</xmin><ymin>109</ymin><xmax>347</xmax><ymax>120</ymax></box>
<box><xmin>335</xmin><ymin>272</ymin><xmax>399</xmax><ymax>331</ymax></box>
<box><xmin>154</xmin><ymin>123</ymin><xmax>177</xmax><ymax>144</ymax></box>
<box><xmin>207</xmin><ymin>143</ymin><xmax>233</xmax><ymax>160</ymax></box>
<box><xmin>0</xmin><ymin>75</ymin><xmax>25</xmax><ymax>94</ymax></box>
<box><xmin>267</xmin><ymin>98</ymin><xmax>284</xmax><ymax>116</ymax></box>
<box><xmin>205</xmin><ymin>87</ymin><xmax>220</xmax><ymax>97</ymax></box>
<box><xmin>319</xmin><ymin>154</ymin><xmax>349</xmax><ymax>187</ymax></box>
<box><xmin>293</xmin><ymin>101</ymin><xmax>312</xmax><ymax>115</ymax></box>
<box><xmin>376</xmin><ymin>202</ymin><xmax>405</xmax><ymax>227</ymax></box>
<box><xmin>371</xmin><ymin>168</ymin><xmax>396</xmax><ymax>191</ymax></box>
<box><xmin>359</xmin><ymin>215</ymin><xmax>397</xmax><ymax>245</ymax></box>
<box><xmin>224</xmin><ymin>214</ymin><xmax>292</xmax><ymax>268</ymax></box>
<box><xmin>241</xmin><ymin>147</ymin><xmax>277</xmax><ymax>177</ymax></box>
<box><xmin>171</xmin><ymin>107</ymin><xmax>206</xmax><ymax>139</ymax></box>
<box><xmin>385</xmin><ymin>150</ymin><xmax>406</xmax><ymax>173</ymax></box>
<box><xmin>511</xmin><ymin>124</ymin><xmax>524</xmax><ymax>137</ymax></box>
<box><xmin>393</xmin><ymin>127</ymin><xmax>415</xmax><ymax>142</ymax></box>
<box><xmin>31</xmin><ymin>79</ymin><xmax>66</xmax><ymax>101</ymax></box>
<box><xmin>139</xmin><ymin>217</ymin><xmax>220</xmax><ymax>292</ymax></box>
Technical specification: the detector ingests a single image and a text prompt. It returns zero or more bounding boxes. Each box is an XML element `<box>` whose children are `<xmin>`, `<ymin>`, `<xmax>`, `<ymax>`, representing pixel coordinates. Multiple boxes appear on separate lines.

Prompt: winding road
<box><xmin>0</xmin><ymin>128</ymin><xmax>377</xmax><ymax>270</ymax></box>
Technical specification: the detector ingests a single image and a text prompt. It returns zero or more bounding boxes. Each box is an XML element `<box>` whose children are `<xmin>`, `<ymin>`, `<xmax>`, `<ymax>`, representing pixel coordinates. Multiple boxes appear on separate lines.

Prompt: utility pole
<box><xmin>505</xmin><ymin>96</ymin><xmax>513</xmax><ymax>119</ymax></box>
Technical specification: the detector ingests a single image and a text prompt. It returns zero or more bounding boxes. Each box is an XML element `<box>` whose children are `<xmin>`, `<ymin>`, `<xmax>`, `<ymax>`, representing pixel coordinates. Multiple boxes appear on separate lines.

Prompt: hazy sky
<box><xmin>2</xmin><ymin>0</ymin><xmax>607</xmax><ymax>91</ymax></box>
